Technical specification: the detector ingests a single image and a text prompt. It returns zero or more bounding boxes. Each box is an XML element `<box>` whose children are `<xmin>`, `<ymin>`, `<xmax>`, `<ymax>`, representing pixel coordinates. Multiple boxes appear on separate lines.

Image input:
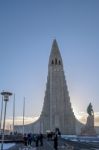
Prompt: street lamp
<box><xmin>0</xmin><ymin>95</ymin><xmax>4</xmax><ymax>131</ymax></box>
<box><xmin>23</xmin><ymin>97</ymin><xmax>25</xmax><ymax>136</ymax></box>
<box><xmin>0</xmin><ymin>91</ymin><xmax>12</xmax><ymax>150</ymax></box>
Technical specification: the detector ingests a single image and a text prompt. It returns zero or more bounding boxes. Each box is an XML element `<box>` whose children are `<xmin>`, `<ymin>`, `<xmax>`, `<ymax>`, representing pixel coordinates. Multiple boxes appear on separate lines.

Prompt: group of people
<box><xmin>23</xmin><ymin>132</ymin><xmax>43</xmax><ymax>147</ymax></box>
<box><xmin>47</xmin><ymin>128</ymin><xmax>61</xmax><ymax>150</ymax></box>
<box><xmin>23</xmin><ymin>128</ymin><xmax>61</xmax><ymax>150</ymax></box>
<box><xmin>23</xmin><ymin>133</ymin><xmax>32</xmax><ymax>146</ymax></box>
<box><xmin>35</xmin><ymin>133</ymin><xmax>43</xmax><ymax>147</ymax></box>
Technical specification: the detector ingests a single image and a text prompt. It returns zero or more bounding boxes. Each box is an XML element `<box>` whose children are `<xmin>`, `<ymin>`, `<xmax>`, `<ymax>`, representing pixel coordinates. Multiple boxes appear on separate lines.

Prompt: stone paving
<box><xmin>8</xmin><ymin>138</ymin><xmax>99</xmax><ymax>150</ymax></box>
<box><xmin>8</xmin><ymin>138</ymin><xmax>73</xmax><ymax>150</ymax></box>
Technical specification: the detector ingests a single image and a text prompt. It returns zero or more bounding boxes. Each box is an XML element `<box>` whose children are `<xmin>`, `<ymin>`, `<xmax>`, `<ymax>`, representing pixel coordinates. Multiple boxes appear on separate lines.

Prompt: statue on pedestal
<box><xmin>80</xmin><ymin>103</ymin><xmax>96</xmax><ymax>136</ymax></box>
<box><xmin>87</xmin><ymin>103</ymin><xmax>93</xmax><ymax>116</ymax></box>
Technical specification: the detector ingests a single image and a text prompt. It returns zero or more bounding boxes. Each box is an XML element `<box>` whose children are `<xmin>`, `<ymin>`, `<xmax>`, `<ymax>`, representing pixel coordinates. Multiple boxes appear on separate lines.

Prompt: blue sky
<box><xmin>0</xmin><ymin>0</ymin><xmax>99</xmax><ymax>124</ymax></box>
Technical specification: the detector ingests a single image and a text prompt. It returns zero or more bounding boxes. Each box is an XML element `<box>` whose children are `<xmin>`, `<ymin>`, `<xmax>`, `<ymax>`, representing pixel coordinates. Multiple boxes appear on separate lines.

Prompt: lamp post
<box><xmin>13</xmin><ymin>94</ymin><xmax>15</xmax><ymax>133</ymax></box>
<box><xmin>0</xmin><ymin>95</ymin><xmax>3</xmax><ymax>131</ymax></box>
<box><xmin>1</xmin><ymin>91</ymin><xmax>12</xmax><ymax>150</ymax></box>
<box><xmin>23</xmin><ymin>97</ymin><xmax>25</xmax><ymax>136</ymax></box>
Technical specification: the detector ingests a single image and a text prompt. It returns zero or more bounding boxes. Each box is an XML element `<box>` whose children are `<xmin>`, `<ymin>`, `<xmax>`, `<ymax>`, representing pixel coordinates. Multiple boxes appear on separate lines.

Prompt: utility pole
<box><xmin>0</xmin><ymin>96</ymin><xmax>3</xmax><ymax>130</ymax></box>
<box><xmin>23</xmin><ymin>97</ymin><xmax>25</xmax><ymax>135</ymax></box>
<box><xmin>13</xmin><ymin>94</ymin><xmax>15</xmax><ymax>133</ymax></box>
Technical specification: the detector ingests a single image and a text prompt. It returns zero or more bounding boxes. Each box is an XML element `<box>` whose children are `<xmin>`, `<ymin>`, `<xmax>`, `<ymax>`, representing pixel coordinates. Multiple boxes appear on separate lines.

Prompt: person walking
<box><xmin>23</xmin><ymin>134</ymin><xmax>28</xmax><ymax>146</ymax></box>
<box><xmin>27</xmin><ymin>133</ymin><xmax>32</xmax><ymax>146</ymax></box>
<box><xmin>35</xmin><ymin>135</ymin><xmax>39</xmax><ymax>147</ymax></box>
<box><xmin>53</xmin><ymin>133</ymin><xmax>58</xmax><ymax>150</ymax></box>
<box><xmin>39</xmin><ymin>133</ymin><xmax>43</xmax><ymax>146</ymax></box>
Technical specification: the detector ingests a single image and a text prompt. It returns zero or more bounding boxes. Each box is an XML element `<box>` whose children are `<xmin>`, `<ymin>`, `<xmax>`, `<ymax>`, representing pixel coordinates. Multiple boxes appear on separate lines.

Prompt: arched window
<box><xmin>52</xmin><ymin>60</ymin><xmax>54</xmax><ymax>64</ymax></box>
<box><xmin>55</xmin><ymin>58</ymin><xmax>57</xmax><ymax>65</ymax></box>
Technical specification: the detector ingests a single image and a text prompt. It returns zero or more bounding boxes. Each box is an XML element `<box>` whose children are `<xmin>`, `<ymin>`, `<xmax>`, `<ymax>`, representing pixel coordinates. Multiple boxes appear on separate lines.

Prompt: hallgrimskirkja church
<box><xmin>15</xmin><ymin>40</ymin><xmax>81</xmax><ymax>134</ymax></box>
<box><xmin>39</xmin><ymin>39</ymin><xmax>76</xmax><ymax>134</ymax></box>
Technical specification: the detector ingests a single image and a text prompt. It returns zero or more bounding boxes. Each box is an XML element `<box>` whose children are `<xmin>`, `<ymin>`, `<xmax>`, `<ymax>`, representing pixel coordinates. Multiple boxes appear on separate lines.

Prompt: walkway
<box><xmin>8</xmin><ymin>138</ymin><xmax>73</xmax><ymax>150</ymax></box>
<box><xmin>8</xmin><ymin>138</ymin><xmax>99</xmax><ymax>150</ymax></box>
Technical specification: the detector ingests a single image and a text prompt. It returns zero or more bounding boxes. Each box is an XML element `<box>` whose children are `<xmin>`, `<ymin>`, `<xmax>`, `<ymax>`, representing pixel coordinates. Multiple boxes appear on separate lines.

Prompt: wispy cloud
<box><xmin>75</xmin><ymin>112</ymin><xmax>99</xmax><ymax>126</ymax></box>
<box><xmin>4</xmin><ymin>116</ymin><xmax>39</xmax><ymax>130</ymax></box>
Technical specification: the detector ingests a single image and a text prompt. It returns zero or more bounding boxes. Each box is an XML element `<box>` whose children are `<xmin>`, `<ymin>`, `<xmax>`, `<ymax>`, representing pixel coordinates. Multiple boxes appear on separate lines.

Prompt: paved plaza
<box><xmin>8</xmin><ymin>137</ymin><xmax>99</xmax><ymax>150</ymax></box>
<box><xmin>8</xmin><ymin>138</ymin><xmax>73</xmax><ymax>150</ymax></box>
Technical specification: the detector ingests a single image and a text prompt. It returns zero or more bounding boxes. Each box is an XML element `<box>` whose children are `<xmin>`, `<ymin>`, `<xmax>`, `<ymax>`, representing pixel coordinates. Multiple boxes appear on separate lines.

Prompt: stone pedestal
<box><xmin>80</xmin><ymin>115</ymin><xmax>96</xmax><ymax>136</ymax></box>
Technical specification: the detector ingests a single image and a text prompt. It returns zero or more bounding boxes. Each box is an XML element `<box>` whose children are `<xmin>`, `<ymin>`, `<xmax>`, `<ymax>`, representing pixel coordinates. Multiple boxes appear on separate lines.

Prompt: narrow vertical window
<box><xmin>55</xmin><ymin>58</ymin><xmax>57</xmax><ymax>64</ymax></box>
<box><xmin>52</xmin><ymin>60</ymin><xmax>54</xmax><ymax>64</ymax></box>
<box><xmin>59</xmin><ymin>60</ymin><xmax>61</xmax><ymax>65</ymax></box>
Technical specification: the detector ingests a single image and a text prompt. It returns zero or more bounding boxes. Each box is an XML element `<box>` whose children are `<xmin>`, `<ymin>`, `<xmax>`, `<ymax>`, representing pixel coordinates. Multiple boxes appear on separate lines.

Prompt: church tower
<box><xmin>40</xmin><ymin>39</ymin><xmax>76</xmax><ymax>134</ymax></box>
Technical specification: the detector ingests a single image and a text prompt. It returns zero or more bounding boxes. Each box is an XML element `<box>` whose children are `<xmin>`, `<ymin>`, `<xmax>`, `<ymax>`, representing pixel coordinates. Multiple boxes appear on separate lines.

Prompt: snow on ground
<box><xmin>0</xmin><ymin>143</ymin><xmax>15</xmax><ymax>150</ymax></box>
<box><xmin>61</xmin><ymin>135</ymin><xmax>99</xmax><ymax>143</ymax></box>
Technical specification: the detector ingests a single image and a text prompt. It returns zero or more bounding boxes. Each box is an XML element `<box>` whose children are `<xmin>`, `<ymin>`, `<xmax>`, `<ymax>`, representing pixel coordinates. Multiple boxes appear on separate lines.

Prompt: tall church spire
<box><xmin>14</xmin><ymin>40</ymin><xmax>76</xmax><ymax>135</ymax></box>
<box><xmin>41</xmin><ymin>40</ymin><xmax>76</xmax><ymax>134</ymax></box>
<box><xmin>49</xmin><ymin>39</ymin><xmax>63</xmax><ymax>67</ymax></box>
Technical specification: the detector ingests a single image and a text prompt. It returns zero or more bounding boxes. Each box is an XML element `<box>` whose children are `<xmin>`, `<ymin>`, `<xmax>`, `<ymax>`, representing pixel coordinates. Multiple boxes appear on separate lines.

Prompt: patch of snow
<box><xmin>0</xmin><ymin>143</ymin><xmax>15</xmax><ymax>149</ymax></box>
<box><xmin>61</xmin><ymin>135</ymin><xmax>99</xmax><ymax>143</ymax></box>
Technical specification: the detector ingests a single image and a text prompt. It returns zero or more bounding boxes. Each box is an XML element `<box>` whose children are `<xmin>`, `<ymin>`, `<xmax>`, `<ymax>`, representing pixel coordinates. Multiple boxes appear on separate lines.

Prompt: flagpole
<box><xmin>0</xmin><ymin>96</ymin><xmax>3</xmax><ymax>131</ymax></box>
<box><xmin>13</xmin><ymin>94</ymin><xmax>15</xmax><ymax>133</ymax></box>
<box><xmin>23</xmin><ymin>97</ymin><xmax>25</xmax><ymax>135</ymax></box>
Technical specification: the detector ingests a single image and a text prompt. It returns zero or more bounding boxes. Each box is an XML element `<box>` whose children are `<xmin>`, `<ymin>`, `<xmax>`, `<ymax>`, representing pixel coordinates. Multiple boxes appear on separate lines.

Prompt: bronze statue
<box><xmin>80</xmin><ymin>102</ymin><xmax>96</xmax><ymax>136</ymax></box>
<box><xmin>87</xmin><ymin>103</ymin><xmax>94</xmax><ymax>116</ymax></box>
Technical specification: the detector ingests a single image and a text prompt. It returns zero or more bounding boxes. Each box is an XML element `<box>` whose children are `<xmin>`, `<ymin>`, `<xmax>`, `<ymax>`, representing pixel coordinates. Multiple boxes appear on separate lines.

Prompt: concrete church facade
<box><xmin>40</xmin><ymin>39</ymin><xmax>76</xmax><ymax>134</ymax></box>
<box><xmin>15</xmin><ymin>40</ymin><xmax>77</xmax><ymax>134</ymax></box>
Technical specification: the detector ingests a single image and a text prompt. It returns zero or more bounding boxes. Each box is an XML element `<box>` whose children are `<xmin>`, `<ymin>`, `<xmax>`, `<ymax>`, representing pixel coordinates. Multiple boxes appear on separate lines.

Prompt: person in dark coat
<box><xmin>39</xmin><ymin>133</ymin><xmax>43</xmax><ymax>146</ymax></box>
<box><xmin>27</xmin><ymin>133</ymin><xmax>32</xmax><ymax>146</ymax></box>
<box><xmin>23</xmin><ymin>134</ymin><xmax>28</xmax><ymax>146</ymax></box>
<box><xmin>53</xmin><ymin>134</ymin><xmax>58</xmax><ymax>150</ymax></box>
<box><xmin>35</xmin><ymin>135</ymin><xmax>39</xmax><ymax>147</ymax></box>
